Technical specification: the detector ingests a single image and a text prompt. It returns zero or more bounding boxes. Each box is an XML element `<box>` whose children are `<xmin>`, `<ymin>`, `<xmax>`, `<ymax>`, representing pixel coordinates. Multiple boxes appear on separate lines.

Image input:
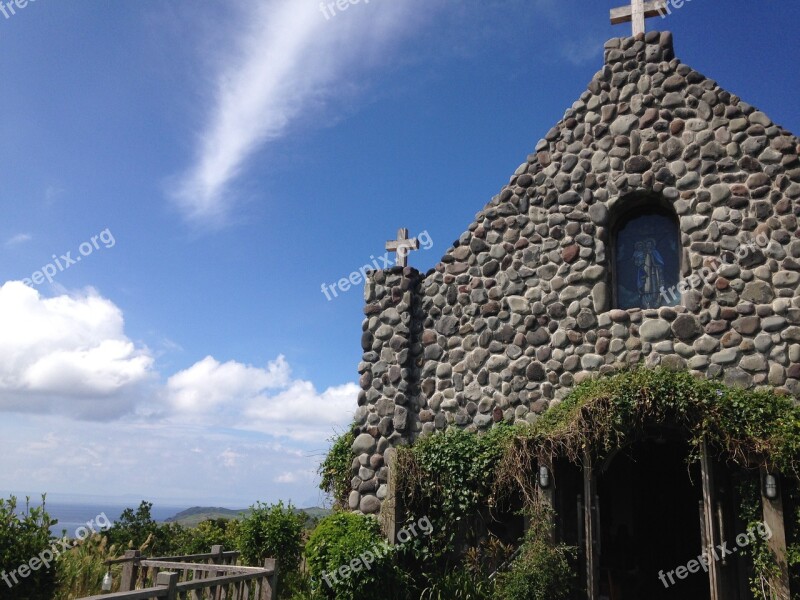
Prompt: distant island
<box><xmin>165</xmin><ymin>506</ymin><xmax>331</xmax><ymax>528</ymax></box>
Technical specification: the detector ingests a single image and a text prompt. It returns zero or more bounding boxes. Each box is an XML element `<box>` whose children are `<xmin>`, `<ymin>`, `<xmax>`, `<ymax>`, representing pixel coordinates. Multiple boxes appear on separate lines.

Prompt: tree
<box><xmin>238</xmin><ymin>502</ymin><xmax>305</xmax><ymax>598</ymax></box>
<box><xmin>0</xmin><ymin>495</ymin><xmax>58</xmax><ymax>600</ymax></box>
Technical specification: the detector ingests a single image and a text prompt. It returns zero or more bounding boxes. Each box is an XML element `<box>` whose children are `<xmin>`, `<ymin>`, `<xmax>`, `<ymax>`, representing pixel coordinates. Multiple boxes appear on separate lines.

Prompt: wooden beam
<box><xmin>699</xmin><ymin>440</ymin><xmax>721</xmax><ymax>600</ymax></box>
<box><xmin>583</xmin><ymin>452</ymin><xmax>599</xmax><ymax>600</ymax></box>
<box><xmin>156</xmin><ymin>572</ymin><xmax>178</xmax><ymax>600</ymax></box>
<box><xmin>761</xmin><ymin>470</ymin><xmax>791</xmax><ymax>600</ymax></box>
<box><xmin>261</xmin><ymin>558</ymin><xmax>278</xmax><ymax>600</ymax></box>
<box><xmin>381</xmin><ymin>448</ymin><xmax>401</xmax><ymax>544</ymax></box>
<box><xmin>610</xmin><ymin>0</ymin><xmax>668</xmax><ymax>24</ymax></box>
<box><xmin>119</xmin><ymin>550</ymin><xmax>141</xmax><ymax>592</ymax></box>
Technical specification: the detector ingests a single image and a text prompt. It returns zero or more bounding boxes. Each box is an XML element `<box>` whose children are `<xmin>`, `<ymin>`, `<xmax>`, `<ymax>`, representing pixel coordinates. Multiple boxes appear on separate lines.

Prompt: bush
<box><xmin>180</xmin><ymin>518</ymin><xmax>240</xmax><ymax>556</ymax></box>
<box><xmin>0</xmin><ymin>495</ymin><xmax>58</xmax><ymax>600</ymax></box>
<box><xmin>418</xmin><ymin>567</ymin><xmax>493</xmax><ymax>599</ymax></box>
<box><xmin>305</xmin><ymin>512</ymin><xmax>402</xmax><ymax>600</ymax></box>
<box><xmin>238</xmin><ymin>502</ymin><xmax>305</xmax><ymax>598</ymax></box>
<box><xmin>318</xmin><ymin>429</ymin><xmax>355</xmax><ymax>509</ymax></box>
<box><xmin>493</xmin><ymin>504</ymin><xmax>575</xmax><ymax>600</ymax></box>
<box><xmin>396</xmin><ymin>424</ymin><xmax>519</xmax><ymax>564</ymax></box>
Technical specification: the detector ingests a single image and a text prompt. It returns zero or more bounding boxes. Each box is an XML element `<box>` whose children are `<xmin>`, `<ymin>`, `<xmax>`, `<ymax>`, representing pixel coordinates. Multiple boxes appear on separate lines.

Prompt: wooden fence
<box><xmin>78</xmin><ymin>545</ymin><xmax>278</xmax><ymax>600</ymax></box>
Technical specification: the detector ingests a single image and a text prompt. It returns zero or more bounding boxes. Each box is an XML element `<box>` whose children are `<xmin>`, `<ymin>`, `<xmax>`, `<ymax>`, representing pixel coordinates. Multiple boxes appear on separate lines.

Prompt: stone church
<box><xmin>349</xmin><ymin>7</ymin><xmax>799</xmax><ymax>599</ymax></box>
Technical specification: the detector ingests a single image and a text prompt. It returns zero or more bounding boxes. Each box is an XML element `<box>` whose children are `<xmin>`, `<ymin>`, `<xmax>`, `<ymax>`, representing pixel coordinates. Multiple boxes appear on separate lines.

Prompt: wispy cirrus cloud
<box><xmin>5</xmin><ymin>233</ymin><xmax>32</xmax><ymax>247</ymax></box>
<box><xmin>170</xmin><ymin>0</ymin><xmax>430</xmax><ymax>227</ymax></box>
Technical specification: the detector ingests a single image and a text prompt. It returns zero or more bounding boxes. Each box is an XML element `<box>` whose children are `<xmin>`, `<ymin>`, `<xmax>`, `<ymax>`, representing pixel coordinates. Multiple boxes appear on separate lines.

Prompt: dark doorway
<box><xmin>596</xmin><ymin>437</ymin><xmax>709</xmax><ymax>600</ymax></box>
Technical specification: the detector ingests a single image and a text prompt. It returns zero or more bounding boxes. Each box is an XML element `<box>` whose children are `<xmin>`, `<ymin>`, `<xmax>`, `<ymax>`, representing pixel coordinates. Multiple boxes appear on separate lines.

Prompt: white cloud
<box><xmin>166</xmin><ymin>354</ymin><xmax>357</xmax><ymax>442</ymax></box>
<box><xmin>242</xmin><ymin>380</ymin><xmax>358</xmax><ymax>442</ymax></box>
<box><xmin>0</xmin><ymin>281</ymin><xmax>355</xmax><ymax>441</ymax></box>
<box><xmin>0</xmin><ymin>281</ymin><xmax>356</xmax><ymax>502</ymax></box>
<box><xmin>44</xmin><ymin>185</ymin><xmax>64</xmax><ymax>205</ymax></box>
<box><xmin>5</xmin><ymin>233</ymin><xmax>32</xmax><ymax>247</ymax></box>
<box><xmin>167</xmin><ymin>355</ymin><xmax>291</xmax><ymax>413</ymax></box>
<box><xmin>0</xmin><ymin>415</ymin><xmax>324</xmax><ymax>505</ymax></box>
<box><xmin>170</xmin><ymin>0</ymin><xmax>428</xmax><ymax>226</ymax></box>
<box><xmin>0</xmin><ymin>282</ymin><xmax>154</xmax><ymax>419</ymax></box>
<box><xmin>220</xmin><ymin>448</ymin><xmax>243</xmax><ymax>468</ymax></box>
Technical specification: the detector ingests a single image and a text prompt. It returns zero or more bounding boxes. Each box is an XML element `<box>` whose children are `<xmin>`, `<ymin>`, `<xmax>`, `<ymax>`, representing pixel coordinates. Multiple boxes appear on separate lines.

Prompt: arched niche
<box><xmin>610</xmin><ymin>193</ymin><xmax>681</xmax><ymax>310</ymax></box>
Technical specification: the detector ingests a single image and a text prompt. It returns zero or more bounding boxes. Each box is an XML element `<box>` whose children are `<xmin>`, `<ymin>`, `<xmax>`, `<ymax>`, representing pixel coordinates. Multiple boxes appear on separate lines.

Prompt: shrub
<box><xmin>191</xmin><ymin>518</ymin><xmax>241</xmax><ymax>555</ymax></box>
<box><xmin>396</xmin><ymin>423</ymin><xmax>519</xmax><ymax>563</ymax></box>
<box><xmin>305</xmin><ymin>512</ymin><xmax>402</xmax><ymax>600</ymax></box>
<box><xmin>238</xmin><ymin>502</ymin><xmax>305</xmax><ymax>598</ymax></box>
<box><xmin>0</xmin><ymin>495</ymin><xmax>58</xmax><ymax>600</ymax></box>
<box><xmin>418</xmin><ymin>567</ymin><xmax>493</xmax><ymax>600</ymax></box>
<box><xmin>493</xmin><ymin>503</ymin><xmax>576</xmax><ymax>600</ymax></box>
<box><xmin>318</xmin><ymin>429</ymin><xmax>355</xmax><ymax>509</ymax></box>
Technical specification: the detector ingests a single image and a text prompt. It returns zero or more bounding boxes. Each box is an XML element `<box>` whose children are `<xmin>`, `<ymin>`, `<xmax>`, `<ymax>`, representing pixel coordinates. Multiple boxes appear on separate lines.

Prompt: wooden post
<box><xmin>119</xmin><ymin>550</ymin><xmax>140</xmax><ymax>592</ymax></box>
<box><xmin>381</xmin><ymin>448</ymin><xmax>401</xmax><ymax>544</ymax></box>
<box><xmin>761</xmin><ymin>470</ymin><xmax>791</xmax><ymax>600</ymax></box>
<box><xmin>210</xmin><ymin>546</ymin><xmax>224</xmax><ymax>600</ymax></box>
<box><xmin>260</xmin><ymin>558</ymin><xmax>278</xmax><ymax>600</ymax></box>
<box><xmin>583</xmin><ymin>452</ymin><xmax>598</xmax><ymax>600</ymax></box>
<box><xmin>700</xmin><ymin>440</ymin><xmax>721</xmax><ymax>600</ymax></box>
<box><xmin>155</xmin><ymin>572</ymin><xmax>178</xmax><ymax>600</ymax></box>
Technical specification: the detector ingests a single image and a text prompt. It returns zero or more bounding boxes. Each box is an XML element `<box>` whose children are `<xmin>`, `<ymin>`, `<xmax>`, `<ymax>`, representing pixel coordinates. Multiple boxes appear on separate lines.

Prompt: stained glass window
<box><xmin>615</xmin><ymin>212</ymin><xmax>680</xmax><ymax>310</ymax></box>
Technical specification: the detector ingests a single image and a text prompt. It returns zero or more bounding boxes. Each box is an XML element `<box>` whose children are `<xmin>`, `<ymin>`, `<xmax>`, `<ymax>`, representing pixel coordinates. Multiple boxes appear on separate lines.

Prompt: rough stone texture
<box><xmin>349</xmin><ymin>32</ymin><xmax>800</xmax><ymax>513</ymax></box>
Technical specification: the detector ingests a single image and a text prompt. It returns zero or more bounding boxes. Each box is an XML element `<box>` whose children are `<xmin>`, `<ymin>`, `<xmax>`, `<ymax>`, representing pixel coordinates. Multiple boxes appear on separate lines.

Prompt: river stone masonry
<box><xmin>350</xmin><ymin>32</ymin><xmax>800</xmax><ymax>515</ymax></box>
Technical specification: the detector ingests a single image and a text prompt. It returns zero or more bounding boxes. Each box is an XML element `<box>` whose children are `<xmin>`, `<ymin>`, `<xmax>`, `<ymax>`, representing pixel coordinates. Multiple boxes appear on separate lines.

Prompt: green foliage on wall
<box><xmin>318</xmin><ymin>429</ymin><xmax>356</xmax><ymax>509</ymax></box>
<box><xmin>395</xmin><ymin>423</ymin><xmax>521</xmax><ymax>563</ymax></box>
<box><xmin>393</xmin><ymin>367</ymin><xmax>800</xmax><ymax>597</ymax></box>
<box><xmin>498</xmin><ymin>367</ymin><xmax>800</xmax><ymax>502</ymax></box>
<box><xmin>493</xmin><ymin>502</ymin><xmax>576</xmax><ymax>600</ymax></box>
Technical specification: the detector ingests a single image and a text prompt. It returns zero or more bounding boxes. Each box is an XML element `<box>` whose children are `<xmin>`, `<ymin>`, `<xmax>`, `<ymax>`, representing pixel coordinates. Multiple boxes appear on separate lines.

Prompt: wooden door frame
<box><xmin>583</xmin><ymin>452</ymin><xmax>599</xmax><ymax>600</ymax></box>
<box><xmin>760</xmin><ymin>469</ymin><xmax>791</xmax><ymax>600</ymax></box>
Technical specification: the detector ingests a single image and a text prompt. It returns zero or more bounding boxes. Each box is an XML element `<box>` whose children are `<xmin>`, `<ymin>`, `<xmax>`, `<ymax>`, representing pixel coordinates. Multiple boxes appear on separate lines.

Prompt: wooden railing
<box><xmin>78</xmin><ymin>546</ymin><xmax>278</xmax><ymax>600</ymax></box>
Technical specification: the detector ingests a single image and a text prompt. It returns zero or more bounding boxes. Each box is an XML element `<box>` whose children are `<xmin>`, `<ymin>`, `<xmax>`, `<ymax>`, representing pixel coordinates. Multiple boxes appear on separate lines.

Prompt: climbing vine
<box><xmin>391</xmin><ymin>367</ymin><xmax>800</xmax><ymax>595</ymax></box>
<box><xmin>737</xmin><ymin>478</ymin><xmax>783</xmax><ymax>599</ymax></box>
<box><xmin>496</xmin><ymin>367</ymin><xmax>800</xmax><ymax>502</ymax></box>
<box><xmin>395</xmin><ymin>423</ymin><xmax>520</xmax><ymax>563</ymax></box>
<box><xmin>318</xmin><ymin>428</ymin><xmax>356</xmax><ymax>509</ymax></box>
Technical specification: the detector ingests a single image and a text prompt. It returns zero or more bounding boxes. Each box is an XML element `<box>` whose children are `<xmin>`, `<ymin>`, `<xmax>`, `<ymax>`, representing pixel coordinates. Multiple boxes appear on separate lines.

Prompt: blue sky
<box><xmin>0</xmin><ymin>0</ymin><xmax>797</xmax><ymax>508</ymax></box>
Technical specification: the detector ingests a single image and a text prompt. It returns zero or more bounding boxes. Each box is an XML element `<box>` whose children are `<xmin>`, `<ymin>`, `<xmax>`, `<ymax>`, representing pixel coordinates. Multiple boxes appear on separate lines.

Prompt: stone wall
<box><xmin>351</xmin><ymin>31</ymin><xmax>800</xmax><ymax>514</ymax></box>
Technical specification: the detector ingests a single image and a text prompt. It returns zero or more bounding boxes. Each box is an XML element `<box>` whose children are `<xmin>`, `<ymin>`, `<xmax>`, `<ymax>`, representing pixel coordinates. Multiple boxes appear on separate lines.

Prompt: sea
<box><xmin>12</xmin><ymin>499</ymin><xmax>189</xmax><ymax>537</ymax></box>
